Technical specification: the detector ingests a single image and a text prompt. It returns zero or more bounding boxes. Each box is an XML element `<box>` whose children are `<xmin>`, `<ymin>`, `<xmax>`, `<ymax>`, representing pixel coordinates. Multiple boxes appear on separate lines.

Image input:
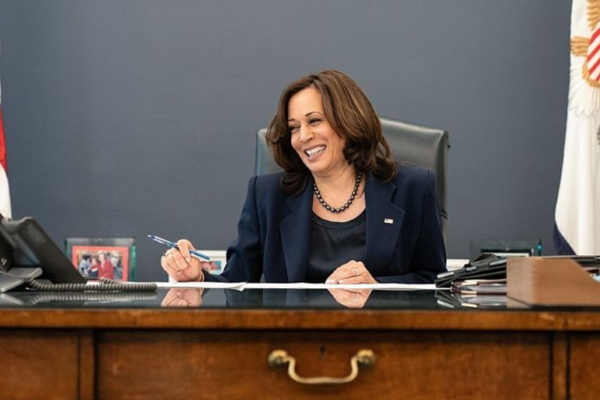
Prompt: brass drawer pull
<box><xmin>267</xmin><ymin>349</ymin><xmax>375</xmax><ymax>385</ymax></box>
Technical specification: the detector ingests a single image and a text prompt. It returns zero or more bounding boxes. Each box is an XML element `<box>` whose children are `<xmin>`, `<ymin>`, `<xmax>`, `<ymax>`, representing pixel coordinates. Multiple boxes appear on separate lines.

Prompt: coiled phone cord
<box><xmin>18</xmin><ymin>291</ymin><xmax>158</xmax><ymax>304</ymax></box>
<box><xmin>0</xmin><ymin>270</ymin><xmax>157</xmax><ymax>292</ymax></box>
<box><xmin>26</xmin><ymin>278</ymin><xmax>158</xmax><ymax>292</ymax></box>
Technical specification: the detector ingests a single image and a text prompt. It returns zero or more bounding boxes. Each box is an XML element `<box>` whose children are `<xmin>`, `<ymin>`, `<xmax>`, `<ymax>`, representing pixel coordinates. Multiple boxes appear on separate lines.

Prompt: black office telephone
<box><xmin>0</xmin><ymin>213</ymin><xmax>155</xmax><ymax>293</ymax></box>
<box><xmin>0</xmin><ymin>213</ymin><xmax>86</xmax><ymax>282</ymax></box>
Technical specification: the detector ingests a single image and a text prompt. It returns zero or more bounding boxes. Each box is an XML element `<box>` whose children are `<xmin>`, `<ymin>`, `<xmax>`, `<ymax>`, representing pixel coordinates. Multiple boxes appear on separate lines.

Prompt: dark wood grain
<box><xmin>2</xmin><ymin>308</ymin><xmax>600</xmax><ymax>331</ymax></box>
<box><xmin>0</xmin><ymin>330</ymin><xmax>79</xmax><ymax>400</ymax></box>
<box><xmin>79</xmin><ymin>330</ymin><xmax>96</xmax><ymax>400</ymax></box>
<box><xmin>95</xmin><ymin>330</ymin><xmax>549</xmax><ymax>400</ymax></box>
<box><xmin>551</xmin><ymin>333</ymin><xmax>568</xmax><ymax>400</ymax></box>
<box><xmin>569</xmin><ymin>333</ymin><xmax>600</xmax><ymax>400</ymax></box>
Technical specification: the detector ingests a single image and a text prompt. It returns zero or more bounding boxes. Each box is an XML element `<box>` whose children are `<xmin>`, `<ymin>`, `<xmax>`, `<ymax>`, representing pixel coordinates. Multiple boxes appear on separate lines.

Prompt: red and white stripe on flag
<box><xmin>0</xmin><ymin>35</ymin><xmax>12</xmax><ymax>219</ymax></box>
<box><xmin>587</xmin><ymin>26</ymin><xmax>600</xmax><ymax>82</ymax></box>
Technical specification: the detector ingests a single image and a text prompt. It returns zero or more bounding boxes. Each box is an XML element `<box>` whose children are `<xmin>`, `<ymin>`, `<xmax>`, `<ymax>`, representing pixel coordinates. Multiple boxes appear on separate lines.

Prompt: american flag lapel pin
<box><xmin>384</xmin><ymin>218</ymin><xmax>394</xmax><ymax>224</ymax></box>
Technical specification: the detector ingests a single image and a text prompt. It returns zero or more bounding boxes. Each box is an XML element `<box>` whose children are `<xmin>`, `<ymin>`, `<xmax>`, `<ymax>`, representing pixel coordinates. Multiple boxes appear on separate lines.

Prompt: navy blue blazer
<box><xmin>207</xmin><ymin>165</ymin><xmax>447</xmax><ymax>284</ymax></box>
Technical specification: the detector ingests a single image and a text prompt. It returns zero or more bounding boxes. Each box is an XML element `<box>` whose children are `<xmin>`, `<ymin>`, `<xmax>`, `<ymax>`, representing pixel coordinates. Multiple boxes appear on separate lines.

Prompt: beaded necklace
<box><xmin>313</xmin><ymin>171</ymin><xmax>363</xmax><ymax>213</ymax></box>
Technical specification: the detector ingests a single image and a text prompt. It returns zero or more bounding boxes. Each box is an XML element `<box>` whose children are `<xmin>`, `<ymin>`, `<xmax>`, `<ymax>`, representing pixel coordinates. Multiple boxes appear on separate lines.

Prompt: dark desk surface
<box><xmin>2</xmin><ymin>288</ymin><xmax>445</xmax><ymax>309</ymax></box>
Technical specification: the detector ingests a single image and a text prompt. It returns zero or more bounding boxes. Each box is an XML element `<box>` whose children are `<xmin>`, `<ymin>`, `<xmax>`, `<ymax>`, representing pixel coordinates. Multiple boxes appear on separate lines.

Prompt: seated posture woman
<box><xmin>162</xmin><ymin>69</ymin><xmax>446</xmax><ymax>284</ymax></box>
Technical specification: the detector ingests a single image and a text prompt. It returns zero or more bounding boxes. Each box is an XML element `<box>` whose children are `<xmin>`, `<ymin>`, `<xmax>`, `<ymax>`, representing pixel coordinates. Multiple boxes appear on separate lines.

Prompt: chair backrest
<box><xmin>254</xmin><ymin>118</ymin><xmax>450</xmax><ymax>237</ymax></box>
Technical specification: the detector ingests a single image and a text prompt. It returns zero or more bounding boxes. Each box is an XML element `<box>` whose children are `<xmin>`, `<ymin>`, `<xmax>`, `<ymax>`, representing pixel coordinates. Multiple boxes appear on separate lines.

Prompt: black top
<box><xmin>306</xmin><ymin>210</ymin><xmax>367</xmax><ymax>283</ymax></box>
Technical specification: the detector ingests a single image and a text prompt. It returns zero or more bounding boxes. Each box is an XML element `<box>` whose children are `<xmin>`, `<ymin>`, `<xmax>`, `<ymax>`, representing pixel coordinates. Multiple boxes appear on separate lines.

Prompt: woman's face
<box><xmin>288</xmin><ymin>87</ymin><xmax>347</xmax><ymax>177</ymax></box>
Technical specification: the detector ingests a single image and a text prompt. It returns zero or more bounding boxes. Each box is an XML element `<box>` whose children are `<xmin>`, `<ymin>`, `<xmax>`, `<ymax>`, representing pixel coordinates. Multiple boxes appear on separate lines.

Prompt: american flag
<box><xmin>554</xmin><ymin>0</ymin><xmax>600</xmax><ymax>255</ymax></box>
<box><xmin>0</xmin><ymin>36</ymin><xmax>12</xmax><ymax>219</ymax></box>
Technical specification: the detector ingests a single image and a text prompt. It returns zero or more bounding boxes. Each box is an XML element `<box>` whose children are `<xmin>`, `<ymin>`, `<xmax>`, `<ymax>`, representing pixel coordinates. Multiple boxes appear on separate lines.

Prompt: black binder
<box><xmin>435</xmin><ymin>254</ymin><xmax>507</xmax><ymax>288</ymax></box>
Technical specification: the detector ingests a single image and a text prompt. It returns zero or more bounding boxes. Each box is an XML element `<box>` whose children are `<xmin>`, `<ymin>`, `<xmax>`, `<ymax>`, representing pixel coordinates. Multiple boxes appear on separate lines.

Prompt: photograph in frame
<box><xmin>65</xmin><ymin>238</ymin><xmax>136</xmax><ymax>281</ymax></box>
<box><xmin>199</xmin><ymin>250</ymin><xmax>227</xmax><ymax>275</ymax></box>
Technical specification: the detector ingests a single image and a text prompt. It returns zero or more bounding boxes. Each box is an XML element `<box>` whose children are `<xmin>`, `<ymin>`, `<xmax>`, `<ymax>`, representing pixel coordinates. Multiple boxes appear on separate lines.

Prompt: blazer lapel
<box><xmin>280</xmin><ymin>184</ymin><xmax>313</xmax><ymax>282</ymax></box>
<box><xmin>364</xmin><ymin>173</ymin><xmax>405</xmax><ymax>275</ymax></box>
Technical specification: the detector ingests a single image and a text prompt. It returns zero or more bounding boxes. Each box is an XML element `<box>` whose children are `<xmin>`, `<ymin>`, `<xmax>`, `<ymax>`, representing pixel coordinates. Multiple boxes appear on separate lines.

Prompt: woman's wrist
<box><xmin>194</xmin><ymin>270</ymin><xmax>205</xmax><ymax>282</ymax></box>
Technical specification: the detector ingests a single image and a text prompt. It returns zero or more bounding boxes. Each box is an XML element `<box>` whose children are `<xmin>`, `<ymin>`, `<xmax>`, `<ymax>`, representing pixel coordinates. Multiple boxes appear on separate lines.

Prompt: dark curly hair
<box><xmin>266</xmin><ymin>69</ymin><xmax>396</xmax><ymax>195</ymax></box>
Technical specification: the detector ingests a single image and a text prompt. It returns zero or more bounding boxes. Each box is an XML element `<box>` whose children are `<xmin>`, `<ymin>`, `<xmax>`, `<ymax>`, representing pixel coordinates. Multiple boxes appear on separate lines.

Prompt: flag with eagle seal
<box><xmin>554</xmin><ymin>0</ymin><xmax>600</xmax><ymax>255</ymax></box>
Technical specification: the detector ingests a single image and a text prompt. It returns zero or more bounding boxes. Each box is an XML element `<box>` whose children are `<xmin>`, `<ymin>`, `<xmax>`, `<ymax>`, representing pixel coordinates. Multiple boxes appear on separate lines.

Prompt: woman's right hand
<box><xmin>160</xmin><ymin>239</ymin><xmax>205</xmax><ymax>282</ymax></box>
<box><xmin>161</xmin><ymin>288</ymin><xmax>204</xmax><ymax>307</ymax></box>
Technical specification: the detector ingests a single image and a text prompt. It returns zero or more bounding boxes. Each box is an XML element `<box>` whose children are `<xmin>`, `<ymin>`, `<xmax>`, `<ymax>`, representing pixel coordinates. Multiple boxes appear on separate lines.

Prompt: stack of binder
<box><xmin>435</xmin><ymin>279</ymin><xmax>507</xmax><ymax>309</ymax></box>
<box><xmin>435</xmin><ymin>254</ymin><xmax>507</xmax><ymax>288</ymax></box>
<box><xmin>435</xmin><ymin>254</ymin><xmax>508</xmax><ymax>309</ymax></box>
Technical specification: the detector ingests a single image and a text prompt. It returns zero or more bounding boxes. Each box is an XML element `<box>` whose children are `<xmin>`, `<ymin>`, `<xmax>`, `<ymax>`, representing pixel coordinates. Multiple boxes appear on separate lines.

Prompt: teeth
<box><xmin>306</xmin><ymin>146</ymin><xmax>325</xmax><ymax>156</ymax></box>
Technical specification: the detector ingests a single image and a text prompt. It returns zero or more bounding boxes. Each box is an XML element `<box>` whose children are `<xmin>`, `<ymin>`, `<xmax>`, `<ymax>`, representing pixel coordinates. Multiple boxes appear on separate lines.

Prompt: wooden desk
<box><xmin>0</xmin><ymin>289</ymin><xmax>599</xmax><ymax>400</ymax></box>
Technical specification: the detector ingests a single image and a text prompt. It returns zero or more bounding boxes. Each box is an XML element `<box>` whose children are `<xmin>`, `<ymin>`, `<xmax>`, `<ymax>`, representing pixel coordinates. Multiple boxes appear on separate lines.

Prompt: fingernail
<box><xmin>339</xmin><ymin>280</ymin><xmax>345</xmax><ymax>284</ymax></box>
<box><xmin>326</xmin><ymin>279</ymin><xmax>335</xmax><ymax>284</ymax></box>
<box><xmin>177</xmin><ymin>271</ymin><xmax>181</xmax><ymax>275</ymax></box>
<box><xmin>186</xmin><ymin>257</ymin><xmax>191</xmax><ymax>262</ymax></box>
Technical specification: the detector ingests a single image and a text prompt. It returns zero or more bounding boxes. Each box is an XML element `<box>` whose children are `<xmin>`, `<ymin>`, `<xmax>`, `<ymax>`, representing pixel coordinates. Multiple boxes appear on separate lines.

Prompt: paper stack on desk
<box><xmin>451</xmin><ymin>279</ymin><xmax>507</xmax><ymax>296</ymax></box>
<box><xmin>436</xmin><ymin>279</ymin><xmax>507</xmax><ymax>309</ymax></box>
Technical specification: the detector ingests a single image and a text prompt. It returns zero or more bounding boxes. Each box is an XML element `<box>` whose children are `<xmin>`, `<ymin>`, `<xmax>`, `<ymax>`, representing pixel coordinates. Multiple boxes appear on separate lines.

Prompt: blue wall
<box><xmin>0</xmin><ymin>1</ymin><xmax>571</xmax><ymax>281</ymax></box>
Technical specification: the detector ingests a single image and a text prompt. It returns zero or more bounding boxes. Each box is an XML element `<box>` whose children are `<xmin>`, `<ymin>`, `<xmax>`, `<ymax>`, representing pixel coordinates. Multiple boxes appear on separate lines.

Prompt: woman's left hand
<box><xmin>325</xmin><ymin>260</ymin><xmax>377</xmax><ymax>284</ymax></box>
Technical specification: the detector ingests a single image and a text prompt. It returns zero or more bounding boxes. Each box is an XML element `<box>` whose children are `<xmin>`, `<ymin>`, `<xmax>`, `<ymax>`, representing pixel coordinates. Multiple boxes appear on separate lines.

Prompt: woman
<box><xmin>89</xmin><ymin>256</ymin><xmax>100</xmax><ymax>278</ymax></box>
<box><xmin>98</xmin><ymin>252</ymin><xmax>115</xmax><ymax>280</ymax></box>
<box><xmin>162</xmin><ymin>70</ymin><xmax>446</xmax><ymax>284</ymax></box>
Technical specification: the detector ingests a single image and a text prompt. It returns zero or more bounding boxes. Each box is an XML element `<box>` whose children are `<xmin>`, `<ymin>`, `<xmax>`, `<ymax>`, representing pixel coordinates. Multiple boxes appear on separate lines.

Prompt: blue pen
<box><xmin>148</xmin><ymin>235</ymin><xmax>211</xmax><ymax>261</ymax></box>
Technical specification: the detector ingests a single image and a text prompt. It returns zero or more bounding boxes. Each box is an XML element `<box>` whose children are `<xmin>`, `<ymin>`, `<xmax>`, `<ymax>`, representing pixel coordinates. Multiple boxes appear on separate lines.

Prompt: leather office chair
<box><xmin>254</xmin><ymin>118</ymin><xmax>450</xmax><ymax>238</ymax></box>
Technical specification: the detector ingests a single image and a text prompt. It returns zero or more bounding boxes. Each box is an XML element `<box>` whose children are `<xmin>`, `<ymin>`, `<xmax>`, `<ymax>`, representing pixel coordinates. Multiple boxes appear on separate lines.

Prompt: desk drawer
<box><xmin>0</xmin><ymin>330</ymin><xmax>80</xmax><ymax>400</ymax></box>
<box><xmin>97</xmin><ymin>330</ymin><xmax>549</xmax><ymax>400</ymax></box>
<box><xmin>570</xmin><ymin>333</ymin><xmax>600</xmax><ymax>399</ymax></box>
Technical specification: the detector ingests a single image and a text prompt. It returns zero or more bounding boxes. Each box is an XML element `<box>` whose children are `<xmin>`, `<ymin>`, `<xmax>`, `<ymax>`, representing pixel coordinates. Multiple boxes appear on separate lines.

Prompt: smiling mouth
<box><xmin>305</xmin><ymin>146</ymin><xmax>326</xmax><ymax>158</ymax></box>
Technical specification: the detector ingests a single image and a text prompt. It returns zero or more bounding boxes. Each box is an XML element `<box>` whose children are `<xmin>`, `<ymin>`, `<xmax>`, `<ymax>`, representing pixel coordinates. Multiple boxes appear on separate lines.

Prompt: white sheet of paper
<box><xmin>155</xmin><ymin>282</ymin><xmax>439</xmax><ymax>291</ymax></box>
<box><xmin>155</xmin><ymin>281</ymin><xmax>245</xmax><ymax>290</ymax></box>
